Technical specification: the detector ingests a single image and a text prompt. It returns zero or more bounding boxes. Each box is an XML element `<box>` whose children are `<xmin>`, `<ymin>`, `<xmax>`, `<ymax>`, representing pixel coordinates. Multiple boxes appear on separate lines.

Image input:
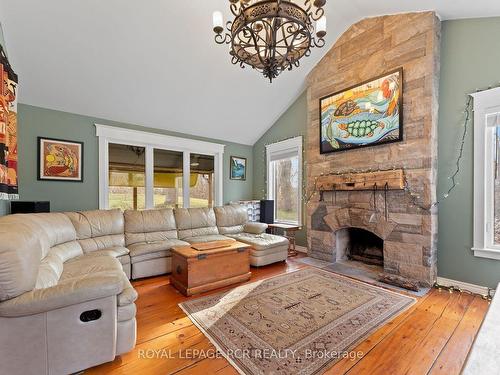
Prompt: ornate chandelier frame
<box><xmin>213</xmin><ymin>0</ymin><xmax>327</xmax><ymax>82</ymax></box>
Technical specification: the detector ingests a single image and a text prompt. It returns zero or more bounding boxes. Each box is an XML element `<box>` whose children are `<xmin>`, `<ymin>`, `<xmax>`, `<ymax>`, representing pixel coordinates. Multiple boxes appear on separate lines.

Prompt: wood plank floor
<box><xmin>86</xmin><ymin>256</ymin><xmax>489</xmax><ymax>375</ymax></box>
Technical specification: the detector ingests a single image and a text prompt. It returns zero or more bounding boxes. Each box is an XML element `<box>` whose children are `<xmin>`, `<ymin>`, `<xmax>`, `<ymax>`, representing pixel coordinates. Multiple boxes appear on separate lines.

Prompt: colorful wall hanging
<box><xmin>0</xmin><ymin>45</ymin><xmax>18</xmax><ymax>200</ymax></box>
<box><xmin>320</xmin><ymin>68</ymin><xmax>403</xmax><ymax>153</ymax></box>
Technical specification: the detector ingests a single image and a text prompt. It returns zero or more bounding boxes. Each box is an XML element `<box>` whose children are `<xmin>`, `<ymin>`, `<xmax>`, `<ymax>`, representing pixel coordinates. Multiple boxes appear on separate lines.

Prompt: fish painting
<box><xmin>320</xmin><ymin>68</ymin><xmax>403</xmax><ymax>153</ymax></box>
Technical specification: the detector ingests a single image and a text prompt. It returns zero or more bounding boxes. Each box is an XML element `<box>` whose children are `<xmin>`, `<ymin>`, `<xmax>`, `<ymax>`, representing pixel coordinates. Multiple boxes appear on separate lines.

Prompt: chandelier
<box><xmin>212</xmin><ymin>0</ymin><xmax>327</xmax><ymax>82</ymax></box>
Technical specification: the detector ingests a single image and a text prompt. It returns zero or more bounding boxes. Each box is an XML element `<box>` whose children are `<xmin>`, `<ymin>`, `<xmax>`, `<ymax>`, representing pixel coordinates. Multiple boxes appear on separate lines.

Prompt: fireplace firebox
<box><xmin>336</xmin><ymin>228</ymin><xmax>384</xmax><ymax>266</ymax></box>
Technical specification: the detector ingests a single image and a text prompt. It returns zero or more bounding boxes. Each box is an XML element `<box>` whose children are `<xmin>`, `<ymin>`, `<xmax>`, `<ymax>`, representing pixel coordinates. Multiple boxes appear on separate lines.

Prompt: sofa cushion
<box><xmin>226</xmin><ymin>233</ymin><xmax>288</xmax><ymax>251</ymax></box>
<box><xmin>35</xmin><ymin>252</ymin><xmax>64</xmax><ymax>290</ymax></box>
<box><xmin>249</xmin><ymin>245</ymin><xmax>288</xmax><ymax>257</ymax></box>
<box><xmin>250</xmin><ymin>250</ymin><xmax>288</xmax><ymax>267</ymax></box>
<box><xmin>118</xmin><ymin>255</ymin><xmax>131</xmax><ymax>266</ymax></box>
<box><xmin>65</xmin><ymin>209</ymin><xmax>125</xmax><ymax>253</ymax></box>
<box><xmin>0</xmin><ymin>213</ymin><xmax>84</xmax><ymax>301</ymax></box>
<box><xmin>244</xmin><ymin>222</ymin><xmax>268</xmax><ymax>235</ymax></box>
<box><xmin>131</xmin><ymin>250</ymin><xmax>169</xmax><ymax>263</ymax></box>
<box><xmin>62</xmin><ymin>255</ymin><xmax>135</xmax><ymax>307</ymax></box>
<box><xmin>128</xmin><ymin>239</ymin><xmax>189</xmax><ymax>258</ymax></box>
<box><xmin>0</xmin><ymin>270</ymin><xmax>124</xmax><ymax>317</ymax></box>
<box><xmin>25</xmin><ymin>213</ymin><xmax>77</xmax><ymax>250</ymax></box>
<box><xmin>62</xmin><ymin>255</ymin><xmax>124</xmax><ymax>280</ymax></box>
<box><xmin>0</xmin><ymin>221</ymin><xmax>44</xmax><ymax>301</ymax></box>
<box><xmin>175</xmin><ymin>208</ymin><xmax>219</xmax><ymax>240</ymax></box>
<box><xmin>118</xmin><ymin>276</ymin><xmax>138</xmax><ymax>307</ymax></box>
<box><xmin>117</xmin><ymin>303</ymin><xmax>137</xmax><ymax>322</ymax></box>
<box><xmin>49</xmin><ymin>241</ymin><xmax>84</xmax><ymax>263</ymax></box>
<box><xmin>214</xmin><ymin>205</ymin><xmax>248</xmax><ymax>234</ymax></box>
<box><xmin>183</xmin><ymin>234</ymin><xmax>235</xmax><ymax>244</ymax></box>
<box><xmin>124</xmin><ymin>209</ymin><xmax>178</xmax><ymax>246</ymax></box>
<box><xmin>83</xmin><ymin>247</ymin><xmax>129</xmax><ymax>259</ymax></box>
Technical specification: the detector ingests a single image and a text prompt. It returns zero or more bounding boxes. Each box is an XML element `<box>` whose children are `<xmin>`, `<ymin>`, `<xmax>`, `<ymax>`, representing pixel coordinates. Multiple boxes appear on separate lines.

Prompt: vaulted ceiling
<box><xmin>1</xmin><ymin>1</ymin><xmax>500</xmax><ymax>145</ymax></box>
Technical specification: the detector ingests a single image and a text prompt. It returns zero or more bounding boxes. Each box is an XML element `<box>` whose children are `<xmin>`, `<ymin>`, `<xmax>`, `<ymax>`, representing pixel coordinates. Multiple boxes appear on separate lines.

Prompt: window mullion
<box><xmin>183</xmin><ymin>152</ymin><xmax>191</xmax><ymax>208</ymax></box>
<box><xmin>145</xmin><ymin>146</ymin><xmax>154</xmax><ymax>209</ymax></box>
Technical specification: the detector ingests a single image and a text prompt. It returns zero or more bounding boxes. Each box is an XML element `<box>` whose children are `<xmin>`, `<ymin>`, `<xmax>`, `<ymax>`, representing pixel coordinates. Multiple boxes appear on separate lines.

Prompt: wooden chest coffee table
<box><xmin>170</xmin><ymin>240</ymin><xmax>251</xmax><ymax>296</ymax></box>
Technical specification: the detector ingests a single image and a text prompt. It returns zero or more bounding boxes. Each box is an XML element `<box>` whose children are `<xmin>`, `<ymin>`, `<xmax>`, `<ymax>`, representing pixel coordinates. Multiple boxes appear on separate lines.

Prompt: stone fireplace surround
<box><xmin>305</xmin><ymin>12</ymin><xmax>440</xmax><ymax>287</ymax></box>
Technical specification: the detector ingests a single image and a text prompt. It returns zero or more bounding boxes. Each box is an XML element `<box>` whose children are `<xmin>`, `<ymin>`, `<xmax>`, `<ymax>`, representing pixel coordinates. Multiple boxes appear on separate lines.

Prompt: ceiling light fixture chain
<box><xmin>212</xmin><ymin>0</ymin><xmax>327</xmax><ymax>82</ymax></box>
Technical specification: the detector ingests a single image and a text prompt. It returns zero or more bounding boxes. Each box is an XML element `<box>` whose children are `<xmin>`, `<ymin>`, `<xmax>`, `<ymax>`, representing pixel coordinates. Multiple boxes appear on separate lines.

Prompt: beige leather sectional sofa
<box><xmin>0</xmin><ymin>204</ymin><xmax>288</xmax><ymax>374</ymax></box>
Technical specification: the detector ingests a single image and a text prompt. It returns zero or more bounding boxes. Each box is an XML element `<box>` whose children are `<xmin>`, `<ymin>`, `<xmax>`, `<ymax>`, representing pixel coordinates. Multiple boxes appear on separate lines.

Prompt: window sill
<box><xmin>274</xmin><ymin>220</ymin><xmax>302</xmax><ymax>227</ymax></box>
<box><xmin>472</xmin><ymin>247</ymin><xmax>500</xmax><ymax>260</ymax></box>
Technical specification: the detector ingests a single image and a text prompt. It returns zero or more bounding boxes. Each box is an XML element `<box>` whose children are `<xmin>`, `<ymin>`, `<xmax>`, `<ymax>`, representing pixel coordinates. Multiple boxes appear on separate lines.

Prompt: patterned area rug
<box><xmin>179</xmin><ymin>268</ymin><xmax>415</xmax><ymax>375</ymax></box>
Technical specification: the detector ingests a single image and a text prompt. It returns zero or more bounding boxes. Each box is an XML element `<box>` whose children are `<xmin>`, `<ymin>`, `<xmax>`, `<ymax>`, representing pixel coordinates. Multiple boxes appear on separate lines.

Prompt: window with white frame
<box><xmin>96</xmin><ymin>124</ymin><xmax>224</xmax><ymax>210</ymax></box>
<box><xmin>266</xmin><ymin>136</ymin><xmax>302</xmax><ymax>225</ymax></box>
<box><xmin>472</xmin><ymin>87</ymin><xmax>500</xmax><ymax>259</ymax></box>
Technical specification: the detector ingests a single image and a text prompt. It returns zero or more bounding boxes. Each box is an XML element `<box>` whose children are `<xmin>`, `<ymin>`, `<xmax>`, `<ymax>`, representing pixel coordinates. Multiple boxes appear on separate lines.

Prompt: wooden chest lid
<box><xmin>172</xmin><ymin>240</ymin><xmax>250</xmax><ymax>258</ymax></box>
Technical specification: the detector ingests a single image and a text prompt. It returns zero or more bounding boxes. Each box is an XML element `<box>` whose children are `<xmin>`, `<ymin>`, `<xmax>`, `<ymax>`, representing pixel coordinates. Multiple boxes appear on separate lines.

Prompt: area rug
<box><xmin>179</xmin><ymin>268</ymin><xmax>415</xmax><ymax>375</ymax></box>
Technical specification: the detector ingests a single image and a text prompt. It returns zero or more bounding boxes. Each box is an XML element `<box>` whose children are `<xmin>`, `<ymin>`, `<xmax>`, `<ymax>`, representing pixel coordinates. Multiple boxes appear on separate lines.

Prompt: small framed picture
<box><xmin>38</xmin><ymin>137</ymin><xmax>84</xmax><ymax>182</ymax></box>
<box><xmin>230</xmin><ymin>156</ymin><xmax>247</xmax><ymax>181</ymax></box>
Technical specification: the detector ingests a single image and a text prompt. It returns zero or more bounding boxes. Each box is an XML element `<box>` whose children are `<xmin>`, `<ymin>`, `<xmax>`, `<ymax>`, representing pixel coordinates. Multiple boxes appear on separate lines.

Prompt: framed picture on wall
<box><xmin>37</xmin><ymin>137</ymin><xmax>84</xmax><ymax>182</ymax></box>
<box><xmin>319</xmin><ymin>68</ymin><xmax>403</xmax><ymax>153</ymax></box>
<box><xmin>230</xmin><ymin>156</ymin><xmax>247</xmax><ymax>181</ymax></box>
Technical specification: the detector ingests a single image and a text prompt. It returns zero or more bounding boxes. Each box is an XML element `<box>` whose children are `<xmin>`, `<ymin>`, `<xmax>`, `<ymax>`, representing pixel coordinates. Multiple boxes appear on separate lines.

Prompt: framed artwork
<box><xmin>230</xmin><ymin>156</ymin><xmax>246</xmax><ymax>181</ymax></box>
<box><xmin>319</xmin><ymin>68</ymin><xmax>403</xmax><ymax>154</ymax></box>
<box><xmin>38</xmin><ymin>137</ymin><xmax>84</xmax><ymax>182</ymax></box>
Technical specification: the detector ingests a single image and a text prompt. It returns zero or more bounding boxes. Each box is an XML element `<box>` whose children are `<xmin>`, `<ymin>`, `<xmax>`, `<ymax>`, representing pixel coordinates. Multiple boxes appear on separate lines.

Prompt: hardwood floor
<box><xmin>86</xmin><ymin>256</ymin><xmax>489</xmax><ymax>375</ymax></box>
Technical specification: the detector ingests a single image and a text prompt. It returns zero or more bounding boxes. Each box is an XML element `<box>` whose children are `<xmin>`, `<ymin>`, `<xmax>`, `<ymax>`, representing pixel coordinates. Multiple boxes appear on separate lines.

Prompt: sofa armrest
<box><xmin>0</xmin><ymin>271</ymin><xmax>124</xmax><ymax>317</ymax></box>
<box><xmin>244</xmin><ymin>222</ymin><xmax>268</xmax><ymax>234</ymax></box>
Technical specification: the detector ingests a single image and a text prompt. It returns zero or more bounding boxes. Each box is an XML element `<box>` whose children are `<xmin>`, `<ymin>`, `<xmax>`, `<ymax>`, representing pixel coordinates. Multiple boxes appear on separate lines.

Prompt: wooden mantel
<box><xmin>316</xmin><ymin>169</ymin><xmax>405</xmax><ymax>191</ymax></box>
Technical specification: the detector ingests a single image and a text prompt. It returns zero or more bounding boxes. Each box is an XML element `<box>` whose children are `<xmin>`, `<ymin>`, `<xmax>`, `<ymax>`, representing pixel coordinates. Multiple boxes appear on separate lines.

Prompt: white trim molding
<box><xmin>95</xmin><ymin>124</ymin><xmax>225</xmax><ymax>209</ymax></box>
<box><xmin>436</xmin><ymin>277</ymin><xmax>495</xmax><ymax>297</ymax></box>
<box><xmin>95</xmin><ymin>124</ymin><xmax>225</xmax><ymax>154</ymax></box>
<box><xmin>471</xmin><ymin>87</ymin><xmax>500</xmax><ymax>259</ymax></box>
<box><xmin>266</xmin><ymin>136</ymin><xmax>303</xmax><ymax>226</ymax></box>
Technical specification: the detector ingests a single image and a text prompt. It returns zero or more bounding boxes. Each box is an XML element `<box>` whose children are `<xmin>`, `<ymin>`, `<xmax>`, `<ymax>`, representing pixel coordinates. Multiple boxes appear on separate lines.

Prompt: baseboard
<box><xmin>295</xmin><ymin>246</ymin><xmax>308</xmax><ymax>254</ymax></box>
<box><xmin>436</xmin><ymin>276</ymin><xmax>495</xmax><ymax>297</ymax></box>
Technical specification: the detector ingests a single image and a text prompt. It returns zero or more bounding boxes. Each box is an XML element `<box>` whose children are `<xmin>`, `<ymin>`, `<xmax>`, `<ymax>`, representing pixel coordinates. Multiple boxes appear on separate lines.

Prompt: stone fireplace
<box><xmin>306</xmin><ymin>12</ymin><xmax>440</xmax><ymax>287</ymax></box>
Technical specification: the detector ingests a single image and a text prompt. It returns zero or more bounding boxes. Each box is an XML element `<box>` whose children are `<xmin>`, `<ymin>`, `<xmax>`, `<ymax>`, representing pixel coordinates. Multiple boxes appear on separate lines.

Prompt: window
<box><xmin>153</xmin><ymin>149</ymin><xmax>183</xmax><ymax>209</ymax></box>
<box><xmin>266</xmin><ymin>136</ymin><xmax>302</xmax><ymax>225</ymax></box>
<box><xmin>189</xmin><ymin>153</ymin><xmax>215</xmax><ymax>208</ymax></box>
<box><xmin>472</xmin><ymin>88</ymin><xmax>500</xmax><ymax>259</ymax></box>
<box><xmin>108</xmin><ymin>143</ymin><xmax>146</xmax><ymax>210</ymax></box>
<box><xmin>96</xmin><ymin>124</ymin><xmax>224</xmax><ymax>210</ymax></box>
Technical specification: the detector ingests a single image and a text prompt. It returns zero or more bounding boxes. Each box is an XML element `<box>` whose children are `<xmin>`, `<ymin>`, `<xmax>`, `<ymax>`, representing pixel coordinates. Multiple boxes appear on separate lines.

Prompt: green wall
<box><xmin>253</xmin><ymin>92</ymin><xmax>308</xmax><ymax>246</ymax></box>
<box><xmin>3</xmin><ymin>104</ymin><xmax>253</xmax><ymax>214</ymax></box>
<box><xmin>438</xmin><ymin>17</ymin><xmax>500</xmax><ymax>288</ymax></box>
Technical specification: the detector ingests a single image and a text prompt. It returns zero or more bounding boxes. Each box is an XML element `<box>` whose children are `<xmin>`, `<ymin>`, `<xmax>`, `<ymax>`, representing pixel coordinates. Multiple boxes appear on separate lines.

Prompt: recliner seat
<box><xmin>64</xmin><ymin>209</ymin><xmax>132</xmax><ymax>278</ymax></box>
<box><xmin>0</xmin><ymin>212</ymin><xmax>137</xmax><ymax>375</ymax></box>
